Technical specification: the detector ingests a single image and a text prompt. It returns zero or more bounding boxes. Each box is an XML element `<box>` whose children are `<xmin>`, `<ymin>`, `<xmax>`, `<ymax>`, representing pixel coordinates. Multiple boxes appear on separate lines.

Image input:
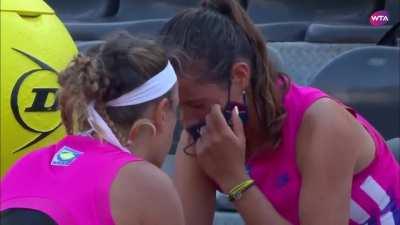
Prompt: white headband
<box><xmin>87</xmin><ymin>61</ymin><xmax>177</xmax><ymax>152</ymax></box>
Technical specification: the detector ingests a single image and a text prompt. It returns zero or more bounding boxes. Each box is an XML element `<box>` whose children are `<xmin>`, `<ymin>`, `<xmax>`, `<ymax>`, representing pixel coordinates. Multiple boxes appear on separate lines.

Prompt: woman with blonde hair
<box><xmin>1</xmin><ymin>32</ymin><xmax>184</xmax><ymax>225</ymax></box>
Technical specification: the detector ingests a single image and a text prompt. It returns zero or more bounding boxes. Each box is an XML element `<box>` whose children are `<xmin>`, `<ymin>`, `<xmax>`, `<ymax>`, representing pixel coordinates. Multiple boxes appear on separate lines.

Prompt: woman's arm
<box><xmin>175</xmin><ymin>131</ymin><xmax>216</xmax><ymax>225</ymax></box>
<box><xmin>193</xmin><ymin>101</ymin><xmax>374</xmax><ymax>225</ymax></box>
<box><xmin>297</xmin><ymin>98</ymin><xmax>374</xmax><ymax>225</ymax></box>
<box><xmin>110</xmin><ymin>161</ymin><xmax>185</xmax><ymax>225</ymax></box>
<box><xmin>194</xmin><ymin>105</ymin><xmax>290</xmax><ymax>225</ymax></box>
<box><xmin>222</xmin><ymin>173</ymin><xmax>291</xmax><ymax>225</ymax></box>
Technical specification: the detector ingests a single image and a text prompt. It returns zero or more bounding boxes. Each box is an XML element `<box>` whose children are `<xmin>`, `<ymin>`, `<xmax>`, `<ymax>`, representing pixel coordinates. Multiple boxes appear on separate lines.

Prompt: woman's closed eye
<box><xmin>183</xmin><ymin>102</ymin><xmax>206</xmax><ymax>110</ymax></box>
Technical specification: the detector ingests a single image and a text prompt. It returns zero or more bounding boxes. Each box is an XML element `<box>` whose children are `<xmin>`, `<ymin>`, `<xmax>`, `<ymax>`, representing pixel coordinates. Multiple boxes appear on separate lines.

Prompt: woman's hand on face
<box><xmin>195</xmin><ymin>104</ymin><xmax>248</xmax><ymax>193</ymax></box>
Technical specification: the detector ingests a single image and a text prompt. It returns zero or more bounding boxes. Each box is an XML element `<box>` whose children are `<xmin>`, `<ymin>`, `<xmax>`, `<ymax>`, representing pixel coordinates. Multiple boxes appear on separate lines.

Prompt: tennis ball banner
<box><xmin>1</xmin><ymin>0</ymin><xmax>77</xmax><ymax>176</ymax></box>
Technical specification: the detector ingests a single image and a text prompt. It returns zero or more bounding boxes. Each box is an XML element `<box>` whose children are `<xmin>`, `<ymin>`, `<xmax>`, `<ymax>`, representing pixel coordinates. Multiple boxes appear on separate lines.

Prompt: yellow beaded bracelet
<box><xmin>227</xmin><ymin>179</ymin><xmax>255</xmax><ymax>202</ymax></box>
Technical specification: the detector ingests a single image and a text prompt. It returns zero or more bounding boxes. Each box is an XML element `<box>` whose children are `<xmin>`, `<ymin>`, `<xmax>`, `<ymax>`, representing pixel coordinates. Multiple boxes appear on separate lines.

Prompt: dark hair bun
<box><xmin>201</xmin><ymin>0</ymin><xmax>248</xmax><ymax>14</ymax></box>
<box><xmin>201</xmin><ymin>0</ymin><xmax>232</xmax><ymax>16</ymax></box>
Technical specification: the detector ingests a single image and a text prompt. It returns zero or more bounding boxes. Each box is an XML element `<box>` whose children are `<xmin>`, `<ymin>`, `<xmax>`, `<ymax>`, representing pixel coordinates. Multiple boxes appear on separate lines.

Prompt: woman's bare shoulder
<box><xmin>110</xmin><ymin>161</ymin><xmax>184</xmax><ymax>225</ymax></box>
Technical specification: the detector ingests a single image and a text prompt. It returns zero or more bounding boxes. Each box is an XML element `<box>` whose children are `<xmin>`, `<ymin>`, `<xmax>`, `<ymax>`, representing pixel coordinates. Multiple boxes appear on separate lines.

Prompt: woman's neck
<box><xmin>244</xmin><ymin>110</ymin><xmax>273</xmax><ymax>160</ymax></box>
<box><xmin>244</xmin><ymin>78</ymin><xmax>287</xmax><ymax>160</ymax></box>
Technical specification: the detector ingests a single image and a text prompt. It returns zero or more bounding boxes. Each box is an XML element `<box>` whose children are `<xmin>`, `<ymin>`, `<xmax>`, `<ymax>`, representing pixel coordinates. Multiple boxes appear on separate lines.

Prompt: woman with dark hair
<box><xmin>160</xmin><ymin>0</ymin><xmax>400</xmax><ymax>224</ymax></box>
<box><xmin>0</xmin><ymin>33</ymin><xmax>184</xmax><ymax>225</ymax></box>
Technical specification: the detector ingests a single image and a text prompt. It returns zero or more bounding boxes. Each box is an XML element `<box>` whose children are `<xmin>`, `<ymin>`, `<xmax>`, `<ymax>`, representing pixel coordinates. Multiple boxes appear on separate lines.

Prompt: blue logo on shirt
<box><xmin>51</xmin><ymin>146</ymin><xmax>83</xmax><ymax>166</ymax></box>
<box><xmin>245</xmin><ymin>164</ymin><xmax>252</xmax><ymax>176</ymax></box>
<box><xmin>276</xmin><ymin>172</ymin><xmax>290</xmax><ymax>188</ymax></box>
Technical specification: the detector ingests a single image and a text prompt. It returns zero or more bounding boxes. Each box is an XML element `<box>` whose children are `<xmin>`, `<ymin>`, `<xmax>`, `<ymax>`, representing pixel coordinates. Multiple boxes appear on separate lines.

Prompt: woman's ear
<box><xmin>153</xmin><ymin>98</ymin><xmax>170</xmax><ymax>132</ymax></box>
<box><xmin>231</xmin><ymin>62</ymin><xmax>251</xmax><ymax>90</ymax></box>
<box><xmin>128</xmin><ymin>118</ymin><xmax>157</xmax><ymax>144</ymax></box>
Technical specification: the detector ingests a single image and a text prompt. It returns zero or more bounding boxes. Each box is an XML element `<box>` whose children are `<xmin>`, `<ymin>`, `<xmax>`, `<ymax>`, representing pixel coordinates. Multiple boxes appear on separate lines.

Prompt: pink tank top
<box><xmin>246</xmin><ymin>82</ymin><xmax>400</xmax><ymax>225</ymax></box>
<box><xmin>0</xmin><ymin>135</ymin><xmax>142</xmax><ymax>225</ymax></box>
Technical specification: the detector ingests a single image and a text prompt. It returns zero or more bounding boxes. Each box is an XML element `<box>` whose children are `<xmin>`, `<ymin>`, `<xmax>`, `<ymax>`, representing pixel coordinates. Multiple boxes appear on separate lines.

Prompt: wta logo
<box><xmin>370</xmin><ymin>10</ymin><xmax>390</xmax><ymax>26</ymax></box>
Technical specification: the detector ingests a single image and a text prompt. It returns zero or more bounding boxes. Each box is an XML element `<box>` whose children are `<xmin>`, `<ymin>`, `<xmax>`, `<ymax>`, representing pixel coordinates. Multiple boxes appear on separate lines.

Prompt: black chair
<box><xmin>65</xmin><ymin>0</ymin><xmax>248</xmax><ymax>41</ymax></box>
<box><xmin>45</xmin><ymin>0</ymin><xmax>119</xmax><ymax>22</ymax></box>
<box><xmin>311</xmin><ymin>46</ymin><xmax>400</xmax><ymax>139</ymax></box>
<box><xmin>258</xmin><ymin>22</ymin><xmax>309</xmax><ymax>42</ymax></box>
<box><xmin>66</xmin><ymin>19</ymin><xmax>167</xmax><ymax>41</ymax></box>
<box><xmin>385</xmin><ymin>0</ymin><xmax>400</xmax><ymax>26</ymax></box>
<box><xmin>247</xmin><ymin>0</ymin><xmax>378</xmax><ymax>24</ymax></box>
<box><xmin>305</xmin><ymin>24</ymin><xmax>390</xmax><ymax>43</ymax></box>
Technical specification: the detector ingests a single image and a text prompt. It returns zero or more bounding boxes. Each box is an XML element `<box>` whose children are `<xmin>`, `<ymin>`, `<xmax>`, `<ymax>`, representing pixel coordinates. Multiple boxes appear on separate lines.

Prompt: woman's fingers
<box><xmin>207</xmin><ymin>104</ymin><xmax>230</xmax><ymax>133</ymax></box>
<box><xmin>231</xmin><ymin>106</ymin><xmax>245</xmax><ymax>141</ymax></box>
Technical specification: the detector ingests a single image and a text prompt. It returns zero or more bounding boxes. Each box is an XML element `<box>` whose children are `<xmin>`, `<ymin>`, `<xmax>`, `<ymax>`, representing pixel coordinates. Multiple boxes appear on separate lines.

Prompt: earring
<box><xmin>242</xmin><ymin>90</ymin><xmax>247</xmax><ymax>105</ymax></box>
<box><xmin>131</xmin><ymin>119</ymin><xmax>157</xmax><ymax>137</ymax></box>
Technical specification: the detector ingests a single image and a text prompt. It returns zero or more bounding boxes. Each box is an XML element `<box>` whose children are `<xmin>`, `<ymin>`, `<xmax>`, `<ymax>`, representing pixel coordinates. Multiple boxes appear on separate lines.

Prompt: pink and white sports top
<box><xmin>246</xmin><ymin>82</ymin><xmax>400</xmax><ymax>225</ymax></box>
<box><xmin>0</xmin><ymin>135</ymin><xmax>142</xmax><ymax>225</ymax></box>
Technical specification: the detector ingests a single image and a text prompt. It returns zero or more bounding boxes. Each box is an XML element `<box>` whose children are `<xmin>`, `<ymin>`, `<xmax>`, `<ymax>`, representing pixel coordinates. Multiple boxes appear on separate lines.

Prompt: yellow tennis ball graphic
<box><xmin>1</xmin><ymin>0</ymin><xmax>77</xmax><ymax>176</ymax></box>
